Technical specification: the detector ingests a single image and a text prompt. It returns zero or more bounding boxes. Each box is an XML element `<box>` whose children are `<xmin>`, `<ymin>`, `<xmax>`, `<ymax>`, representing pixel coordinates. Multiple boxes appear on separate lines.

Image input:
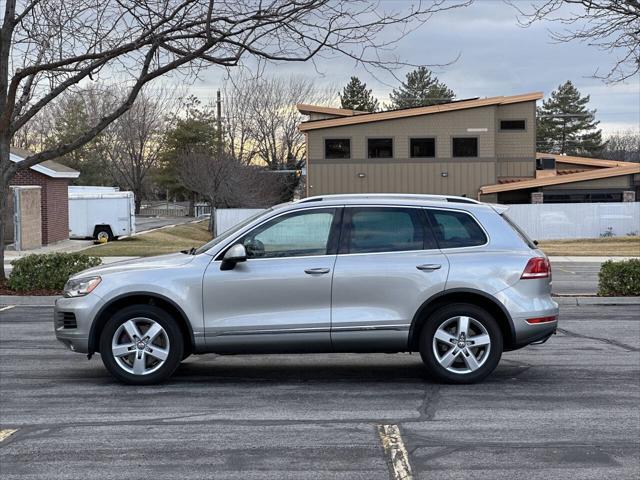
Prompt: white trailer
<box><xmin>68</xmin><ymin>189</ymin><xmax>136</xmax><ymax>241</ymax></box>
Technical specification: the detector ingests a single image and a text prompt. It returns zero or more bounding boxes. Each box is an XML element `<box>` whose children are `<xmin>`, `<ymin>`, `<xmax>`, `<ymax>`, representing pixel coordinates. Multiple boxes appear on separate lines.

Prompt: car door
<box><xmin>331</xmin><ymin>206</ymin><xmax>449</xmax><ymax>352</ymax></box>
<box><xmin>203</xmin><ymin>207</ymin><xmax>341</xmax><ymax>353</ymax></box>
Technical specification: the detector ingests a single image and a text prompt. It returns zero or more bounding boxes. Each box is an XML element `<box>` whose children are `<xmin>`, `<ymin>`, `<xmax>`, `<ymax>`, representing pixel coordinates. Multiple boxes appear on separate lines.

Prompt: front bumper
<box><xmin>54</xmin><ymin>294</ymin><xmax>105</xmax><ymax>354</ymax></box>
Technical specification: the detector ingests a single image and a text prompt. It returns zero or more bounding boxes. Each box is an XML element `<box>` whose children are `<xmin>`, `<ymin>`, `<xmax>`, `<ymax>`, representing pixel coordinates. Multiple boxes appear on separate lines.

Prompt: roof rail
<box><xmin>298</xmin><ymin>193</ymin><xmax>481</xmax><ymax>204</ymax></box>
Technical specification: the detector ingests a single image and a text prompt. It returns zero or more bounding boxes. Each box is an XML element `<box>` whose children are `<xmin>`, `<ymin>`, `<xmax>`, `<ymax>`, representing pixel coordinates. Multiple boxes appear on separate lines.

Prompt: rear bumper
<box><xmin>495</xmin><ymin>286</ymin><xmax>559</xmax><ymax>349</ymax></box>
<box><xmin>54</xmin><ymin>294</ymin><xmax>105</xmax><ymax>354</ymax></box>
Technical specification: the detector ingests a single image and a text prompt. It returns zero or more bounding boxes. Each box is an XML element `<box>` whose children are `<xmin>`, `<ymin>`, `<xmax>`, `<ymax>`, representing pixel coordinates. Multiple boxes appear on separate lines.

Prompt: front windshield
<box><xmin>194</xmin><ymin>208</ymin><xmax>272</xmax><ymax>255</ymax></box>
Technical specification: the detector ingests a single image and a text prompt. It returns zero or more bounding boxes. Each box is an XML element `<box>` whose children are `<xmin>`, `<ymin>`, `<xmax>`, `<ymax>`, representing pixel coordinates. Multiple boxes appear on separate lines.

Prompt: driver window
<box><xmin>240</xmin><ymin>209</ymin><xmax>335</xmax><ymax>259</ymax></box>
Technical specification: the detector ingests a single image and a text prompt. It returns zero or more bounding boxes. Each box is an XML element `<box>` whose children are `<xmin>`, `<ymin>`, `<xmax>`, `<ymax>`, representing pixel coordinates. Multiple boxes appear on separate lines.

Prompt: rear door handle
<box><xmin>416</xmin><ymin>264</ymin><xmax>442</xmax><ymax>272</ymax></box>
<box><xmin>304</xmin><ymin>267</ymin><xmax>331</xmax><ymax>275</ymax></box>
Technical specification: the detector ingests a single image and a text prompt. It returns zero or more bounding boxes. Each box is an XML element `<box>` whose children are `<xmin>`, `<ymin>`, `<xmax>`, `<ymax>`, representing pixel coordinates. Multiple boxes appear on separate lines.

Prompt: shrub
<box><xmin>8</xmin><ymin>253</ymin><xmax>102</xmax><ymax>292</ymax></box>
<box><xmin>598</xmin><ymin>259</ymin><xmax>640</xmax><ymax>296</ymax></box>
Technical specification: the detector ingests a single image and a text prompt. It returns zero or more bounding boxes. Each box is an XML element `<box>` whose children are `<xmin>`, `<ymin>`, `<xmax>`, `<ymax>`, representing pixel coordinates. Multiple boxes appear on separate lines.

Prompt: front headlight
<box><xmin>63</xmin><ymin>276</ymin><xmax>101</xmax><ymax>298</ymax></box>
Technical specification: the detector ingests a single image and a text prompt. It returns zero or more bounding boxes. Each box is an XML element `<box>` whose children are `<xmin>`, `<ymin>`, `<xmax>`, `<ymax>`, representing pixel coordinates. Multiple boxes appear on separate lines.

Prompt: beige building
<box><xmin>298</xmin><ymin>93</ymin><xmax>640</xmax><ymax>203</ymax></box>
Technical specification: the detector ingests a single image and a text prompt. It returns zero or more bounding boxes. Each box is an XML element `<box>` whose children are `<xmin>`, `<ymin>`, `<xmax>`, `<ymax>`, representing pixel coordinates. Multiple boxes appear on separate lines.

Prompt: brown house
<box><xmin>9</xmin><ymin>147</ymin><xmax>80</xmax><ymax>245</ymax></box>
<box><xmin>298</xmin><ymin>93</ymin><xmax>639</xmax><ymax>203</ymax></box>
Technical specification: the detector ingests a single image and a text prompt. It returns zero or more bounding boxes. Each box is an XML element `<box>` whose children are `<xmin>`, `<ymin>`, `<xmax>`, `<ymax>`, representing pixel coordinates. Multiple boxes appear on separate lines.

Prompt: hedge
<box><xmin>598</xmin><ymin>259</ymin><xmax>640</xmax><ymax>297</ymax></box>
<box><xmin>8</xmin><ymin>253</ymin><xmax>102</xmax><ymax>292</ymax></box>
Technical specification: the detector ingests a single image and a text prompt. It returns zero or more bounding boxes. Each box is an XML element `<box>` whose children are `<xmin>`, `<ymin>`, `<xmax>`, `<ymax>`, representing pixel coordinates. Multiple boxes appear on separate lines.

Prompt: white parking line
<box><xmin>0</xmin><ymin>305</ymin><xmax>15</xmax><ymax>312</ymax></box>
<box><xmin>0</xmin><ymin>429</ymin><xmax>18</xmax><ymax>442</ymax></box>
<box><xmin>377</xmin><ymin>424</ymin><xmax>413</xmax><ymax>480</ymax></box>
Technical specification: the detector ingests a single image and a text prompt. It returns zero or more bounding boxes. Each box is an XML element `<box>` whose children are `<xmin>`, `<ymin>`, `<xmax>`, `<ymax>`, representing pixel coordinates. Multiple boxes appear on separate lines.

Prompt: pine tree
<box><xmin>388</xmin><ymin>67</ymin><xmax>454</xmax><ymax>109</ymax></box>
<box><xmin>537</xmin><ymin>81</ymin><xmax>605</xmax><ymax>156</ymax></box>
<box><xmin>339</xmin><ymin>76</ymin><xmax>379</xmax><ymax>112</ymax></box>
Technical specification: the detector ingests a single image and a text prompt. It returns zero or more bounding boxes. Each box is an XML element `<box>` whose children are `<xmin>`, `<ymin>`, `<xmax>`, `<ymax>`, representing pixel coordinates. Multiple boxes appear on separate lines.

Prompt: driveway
<box><xmin>0</xmin><ymin>304</ymin><xmax>638</xmax><ymax>479</ymax></box>
<box><xmin>135</xmin><ymin>216</ymin><xmax>195</xmax><ymax>233</ymax></box>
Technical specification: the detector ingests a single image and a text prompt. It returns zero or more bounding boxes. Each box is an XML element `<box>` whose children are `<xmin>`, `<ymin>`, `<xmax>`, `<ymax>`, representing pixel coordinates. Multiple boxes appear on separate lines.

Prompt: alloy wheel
<box><xmin>111</xmin><ymin>317</ymin><xmax>170</xmax><ymax>376</ymax></box>
<box><xmin>432</xmin><ymin>315</ymin><xmax>491</xmax><ymax>374</ymax></box>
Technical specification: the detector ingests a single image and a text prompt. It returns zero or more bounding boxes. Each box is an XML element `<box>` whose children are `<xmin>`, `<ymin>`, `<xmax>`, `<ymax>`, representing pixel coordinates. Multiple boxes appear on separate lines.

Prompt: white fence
<box><xmin>215</xmin><ymin>203</ymin><xmax>640</xmax><ymax>241</ymax></box>
<box><xmin>216</xmin><ymin>208</ymin><xmax>264</xmax><ymax>235</ymax></box>
<box><xmin>504</xmin><ymin>202</ymin><xmax>640</xmax><ymax>240</ymax></box>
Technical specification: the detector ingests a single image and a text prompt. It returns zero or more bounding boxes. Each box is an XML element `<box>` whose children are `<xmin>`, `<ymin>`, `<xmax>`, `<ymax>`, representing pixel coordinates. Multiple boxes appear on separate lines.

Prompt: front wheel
<box><xmin>419</xmin><ymin>303</ymin><xmax>503</xmax><ymax>384</ymax></box>
<box><xmin>99</xmin><ymin>305</ymin><xmax>184</xmax><ymax>385</ymax></box>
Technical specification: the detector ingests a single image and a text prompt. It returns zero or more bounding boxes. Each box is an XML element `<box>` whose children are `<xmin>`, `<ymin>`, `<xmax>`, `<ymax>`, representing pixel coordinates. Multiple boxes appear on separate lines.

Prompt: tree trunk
<box><xmin>0</xmin><ymin>138</ymin><xmax>14</xmax><ymax>282</ymax></box>
<box><xmin>134</xmin><ymin>190</ymin><xmax>142</xmax><ymax>214</ymax></box>
<box><xmin>208</xmin><ymin>197</ymin><xmax>216</xmax><ymax>236</ymax></box>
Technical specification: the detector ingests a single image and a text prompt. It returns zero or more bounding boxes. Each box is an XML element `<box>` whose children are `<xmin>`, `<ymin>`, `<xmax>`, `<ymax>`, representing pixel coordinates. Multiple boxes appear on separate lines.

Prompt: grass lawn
<box><xmin>82</xmin><ymin>221</ymin><xmax>212</xmax><ymax>257</ymax></box>
<box><xmin>538</xmin><ymin>236</ymin><xmax>640</xmax><ymax>257</ymax></box>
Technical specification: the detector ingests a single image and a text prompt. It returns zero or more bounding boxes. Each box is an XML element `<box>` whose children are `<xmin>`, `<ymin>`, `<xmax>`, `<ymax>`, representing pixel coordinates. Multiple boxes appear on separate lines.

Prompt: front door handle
<box><xmin>304</xmin><ymin>267</ymin><xmax>330</xmax><ymax>275</ymax></box>
<box><xmin>416</xmin><ymin>264</ymin><xmax>442</xmax><ymax>272</ymax></box>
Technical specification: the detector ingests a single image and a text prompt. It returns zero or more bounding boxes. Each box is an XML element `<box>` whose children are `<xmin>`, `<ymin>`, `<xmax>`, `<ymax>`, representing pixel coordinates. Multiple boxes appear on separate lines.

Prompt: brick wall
<box><xmin>10</xmin><ymin>169</ymin><xmax>70</xmax><ymax>245</ymax></box>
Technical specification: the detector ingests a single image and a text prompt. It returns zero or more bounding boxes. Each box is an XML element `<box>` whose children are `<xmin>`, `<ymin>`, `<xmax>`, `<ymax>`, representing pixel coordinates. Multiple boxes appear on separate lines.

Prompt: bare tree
<box><xmin>176</xmin><ymin>148</ymin><xmax>279</xmax><ymax>234</ymax></box>
<box><xmin>601</xmin><ymin>129</ymin><xmax>640</xmax><ymax>163</ymax></box>
<box><xmin>510</xmin><ymin>1</ymin><xmax>640</xmax><ymax>82</ymax></box>
<box><xmin>0</xmin><ymin>0</ymin><xmax>473</xmax><ymax>280</ymax></box>
<box><xmin>107</xmin><ymin>89</ymin><xmax>180</xmax><ymax>213</ymax></box>
<box><xmin>224</xmin><ymin>74</ymin><xmax>335</xmax><ymax>201</ymax></box>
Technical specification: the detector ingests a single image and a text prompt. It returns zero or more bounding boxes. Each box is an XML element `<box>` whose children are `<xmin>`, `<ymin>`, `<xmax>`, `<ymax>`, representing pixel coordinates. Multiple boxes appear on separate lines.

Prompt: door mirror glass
<box><xmin>223</xmin><ymin>244</ymin><xmax>247</xmax><ymax>263</ymax></box>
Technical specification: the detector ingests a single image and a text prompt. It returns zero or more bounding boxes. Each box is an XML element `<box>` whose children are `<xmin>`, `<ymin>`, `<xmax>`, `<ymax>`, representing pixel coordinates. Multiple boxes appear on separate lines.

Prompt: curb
<box><xmin>554</xmin><ymin>296</ymin><xmax>640</xmax><ymax>306</ymax></box>
<box><xmin>0</xmin><ymin>295</ymin><xmax>59</xmax><ymax>306</ymax></box>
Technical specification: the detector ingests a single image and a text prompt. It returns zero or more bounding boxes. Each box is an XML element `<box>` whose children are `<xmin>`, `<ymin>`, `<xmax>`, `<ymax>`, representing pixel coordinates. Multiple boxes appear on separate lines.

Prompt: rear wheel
<box><xmin>419</xmin><ymin>303</ymin><xmax>502</xmax><ymax>384</ymax></box>
<box><xmin>94</xmin><ymin>226</ymin><xmax>114</xmax><ymax>243</ymax></box>
<box><xmin>99</xmin><ymin>305</ymin><xmax>183</xmax><ymax>385</ymax></box>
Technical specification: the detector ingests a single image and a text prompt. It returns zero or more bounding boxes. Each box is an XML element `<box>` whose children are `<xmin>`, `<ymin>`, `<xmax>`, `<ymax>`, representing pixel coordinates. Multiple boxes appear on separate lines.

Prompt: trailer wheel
<box><xmin>94</xmin><ymin>226</ymin><xmax>114</xmax><ymax>243</ymax></box>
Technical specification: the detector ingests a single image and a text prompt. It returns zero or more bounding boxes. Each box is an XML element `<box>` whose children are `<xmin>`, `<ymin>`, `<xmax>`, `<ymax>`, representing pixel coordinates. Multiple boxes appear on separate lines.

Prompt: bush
<box><xmin>8</xmin><ymin>253</ymin><xmax>102</xmax><ymax>292</ymax></box>
<box><xmin>598</xmin><ymin>259</ymin><xmax>640</xmax><ymax>296</ymax></box>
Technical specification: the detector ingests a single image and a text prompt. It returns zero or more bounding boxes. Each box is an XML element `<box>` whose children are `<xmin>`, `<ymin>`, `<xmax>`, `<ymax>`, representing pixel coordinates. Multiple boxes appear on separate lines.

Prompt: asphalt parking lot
<box><xmin>0</xmin><ymin>304</ymin><xmax>638</xmax><ymax>479</ymax></box>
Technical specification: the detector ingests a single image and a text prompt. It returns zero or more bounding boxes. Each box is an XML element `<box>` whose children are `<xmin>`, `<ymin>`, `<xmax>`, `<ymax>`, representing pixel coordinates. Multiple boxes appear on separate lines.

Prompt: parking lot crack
<box><xmin>557</xmin><ymin>327</ymin><xmax>639</xmax><ymax>352</ymax></box>
<box><xmin>417</xmin><ymin>384</ymin><xmax>440</xmax><ymax>421</ymax></box>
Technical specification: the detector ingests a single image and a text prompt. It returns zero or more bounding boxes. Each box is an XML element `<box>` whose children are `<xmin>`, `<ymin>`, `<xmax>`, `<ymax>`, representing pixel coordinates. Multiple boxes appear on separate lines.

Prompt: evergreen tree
<box><xmin>537</xmin><ymin>81</ymin><xmax>605</xmax><ymax>156</ymax></box>
<box><xmin>339</xmin><ymin>76</ymin><xmax>379</xmax><ymax>111</ymax></box>
<box><xmin>388</xmin><ymin>67</ymin><xmax>454</xmax><ymax>109</ymax></box>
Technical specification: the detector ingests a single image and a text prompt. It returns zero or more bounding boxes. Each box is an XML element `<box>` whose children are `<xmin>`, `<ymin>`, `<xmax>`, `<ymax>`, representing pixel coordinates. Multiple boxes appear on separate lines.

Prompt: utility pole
<box><xmin>211</xmin><ymin>89</ymin><xmax>222</xmax><ymax>236</ymax></box>
<box><xmin>216</xmin><ymin>89</ymin><xmax>222</xmax><ymax>156</ymax></box>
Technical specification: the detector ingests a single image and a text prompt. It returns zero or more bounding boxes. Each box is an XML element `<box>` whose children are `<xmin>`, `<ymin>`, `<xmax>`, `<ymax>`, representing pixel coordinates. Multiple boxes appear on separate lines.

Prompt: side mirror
<box><xmin>221</xmin><ymin>244</ymin><xmax>247</xmax><ymax>270</ymax></box>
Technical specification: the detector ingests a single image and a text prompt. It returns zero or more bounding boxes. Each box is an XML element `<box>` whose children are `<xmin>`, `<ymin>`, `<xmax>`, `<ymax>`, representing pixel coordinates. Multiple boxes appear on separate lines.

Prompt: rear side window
<box><xmin>427</xmin><ymin>209</ymin><xmax>487</xmax><ymax>249</ymax></box>
<box><xmin>501</xmin><ymin>213</ymin><xmax>537</xmax><ymax>249</ymax></box>
<box><xmin>342</xmin><ymin>207</ymin><xmax>435</xmax><ymax>254</ymax></box>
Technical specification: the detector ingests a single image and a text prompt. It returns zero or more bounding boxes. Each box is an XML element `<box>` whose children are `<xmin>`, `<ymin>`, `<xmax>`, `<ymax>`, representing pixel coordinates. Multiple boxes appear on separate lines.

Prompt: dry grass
<box><xmin>538</xmin><ymin>236</ymin><xmax>640</xmax><ymax>256</ymax></box>
<box><xmin>82</xmin><ymin>221</ymin><xmax>212</xmax><ymax>257</ymax></box>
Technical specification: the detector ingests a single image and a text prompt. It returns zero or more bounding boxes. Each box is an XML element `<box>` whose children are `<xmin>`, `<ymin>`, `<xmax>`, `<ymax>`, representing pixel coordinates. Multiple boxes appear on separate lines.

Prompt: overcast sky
<box><xmin>187</xmin><ymin>1</ymin><xmax>639</xmax><ymax>135</ymax></box>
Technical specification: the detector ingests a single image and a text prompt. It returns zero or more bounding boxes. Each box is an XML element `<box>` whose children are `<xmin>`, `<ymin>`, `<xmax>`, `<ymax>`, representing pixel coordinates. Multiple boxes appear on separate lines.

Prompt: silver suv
<box><xmin>55</xmin><ymin>194</ymin><xmax>558</xmax><ymax>385</ymax></box>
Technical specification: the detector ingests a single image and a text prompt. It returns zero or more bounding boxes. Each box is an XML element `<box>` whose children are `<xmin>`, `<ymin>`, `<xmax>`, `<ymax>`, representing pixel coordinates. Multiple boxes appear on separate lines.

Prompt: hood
<box><xmin>71</xmin><ymin>252</ymin><xmax>198</xmax><ymax>279</ymax></box>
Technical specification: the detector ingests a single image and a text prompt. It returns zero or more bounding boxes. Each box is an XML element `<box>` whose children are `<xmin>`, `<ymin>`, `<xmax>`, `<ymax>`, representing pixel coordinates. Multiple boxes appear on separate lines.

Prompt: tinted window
<box><xmin>368</xmin><ymin>138</ymin><xmax>393</xmax><ymax>158</ymax></box>
<box><xmin>325</xmin><ymin>139</ymin><xmax>350</xmax><ymax>159</ymax></box>
<box><xmin>240</xmin><ymin>209</ymin><xmax>335</xmax><ymax>258</ymax></box>
<box><xmin>410</xmin><ymin>138</ymin><xmax>435</xmax><ymax>158</ymax></box>
<box><xmin>452</xmin><ymin>137</ymin><xmax>478</xmax><ymax>157</ymax></box>
<box><xmin>500</xmin><ymin>120</ymin><xmax>526</xmax><ymax>130</ymax></box>
<box><xmin>427</xmin><ymin>210</ymin><xmax>487</xmax><ymax>248</ymax></box>
<box><xmin>344</xmin><ymin>208</ymin><xmax>435</xmax><ymax>254</ymax></box>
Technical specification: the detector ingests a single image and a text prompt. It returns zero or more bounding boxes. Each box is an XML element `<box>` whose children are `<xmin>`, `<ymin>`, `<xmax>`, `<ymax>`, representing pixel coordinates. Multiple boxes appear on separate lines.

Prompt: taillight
<box><xmin>521</xmin><ymin>257</ymin><xmax>550</xmax><ymax>279</ymax></box>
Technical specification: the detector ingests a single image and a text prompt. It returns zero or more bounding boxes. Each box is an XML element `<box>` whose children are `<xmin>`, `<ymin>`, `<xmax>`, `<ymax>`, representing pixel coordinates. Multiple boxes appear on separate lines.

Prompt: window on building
<box><xmin>410</xmin><ymin>138</ymin><xmax>436</xmax><ymax>158</ymax></box>
<box><xmin>500</xmin><ymin>120</ymin><xmax>526</xmax><ymax>130</ymax></box>
<box><xmin>325</xmin><ymin>139</ymin><xmax>350</xmax><ymax>159</ymax></box>
<box><xmin>452</xmin><ymin>137</ymin><xmax>478</xmax><ymax>157</ymax></box>
<box><xmin>427</xmin><ymin>209</ymin><xmax>487</xmax><ymax>249</ymax></box>
<box><xmin>368</xmin><ymin>138</ymin><xmax>393</xmax><ymax>158</ymax></box>
<box><xmin>343</xmin><ymin>207</ymin><xmax>435</xmax><ymax>254</ymax></box>
<box><xmin>536</xmin><ymin>157</ymin><xmax>556</xmax><ymax>170</ymax></box>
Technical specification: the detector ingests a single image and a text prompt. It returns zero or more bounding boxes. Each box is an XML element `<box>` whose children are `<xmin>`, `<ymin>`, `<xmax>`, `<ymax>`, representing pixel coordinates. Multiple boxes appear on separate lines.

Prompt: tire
<box><xmin>99</xmin><ymin>305</ymin><xmax>184</xmax><ymax>385</ymax></box>
<box><xmin>94</xmin><ymin>226</ymin><xmax>114</xmax><ymax>243</ymax></box>
<box><xmin>419</xmin><ymin>303</ymin><xmax>503</xmax><ymax>384</ymax></box>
